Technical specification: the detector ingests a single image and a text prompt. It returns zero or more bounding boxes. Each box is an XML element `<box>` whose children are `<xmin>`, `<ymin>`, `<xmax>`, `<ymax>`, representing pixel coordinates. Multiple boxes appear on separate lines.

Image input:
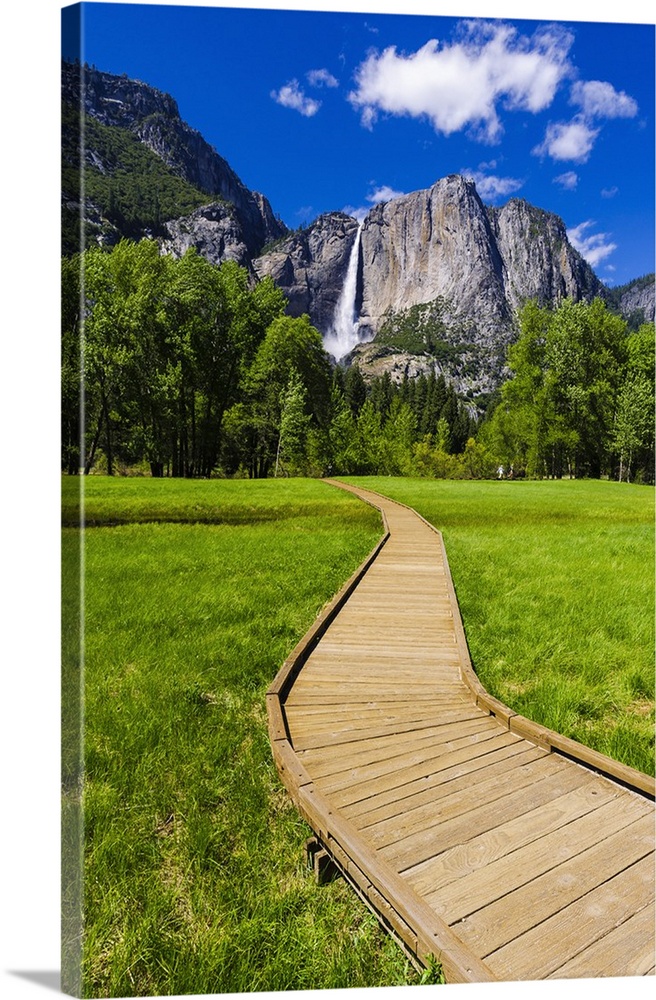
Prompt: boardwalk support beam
<box><xmin>305</xmin><ymin>837</ymin><xmax>340</xmax><ymax>885</ymax></box>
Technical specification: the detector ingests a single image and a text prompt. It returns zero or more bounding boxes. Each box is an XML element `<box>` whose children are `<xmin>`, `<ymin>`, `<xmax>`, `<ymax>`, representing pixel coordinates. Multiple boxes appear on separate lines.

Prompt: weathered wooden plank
<box><xmin>381</xmin><ymin>764</ymin><xmax>594</xmax><ymax>872</ymax></box>
<box><xmin>298</xmin><ymin>716</ymin><xmax>496</xmax><ymax>778</ymax></box>
<box><xmin>333</xmin><ymin>608</ymin><xmax>452</xmax><ymax>623</ymax></box>
<box><xmin>294</xmin><ymin>706</ymin><xmax>486</xmax><ymax>741</ymax></box>
<box><xmin>546</xmin><ymin>901</ymin><xmax>656</xmax><ymax>979</ymax></box>
<box><xmin>284</xmin><ymin>689</ymin><xmax>464</xmax><ymax>706</ymax></box>
<box><xmin>421</xmin><ymin>792</ymin><xmax>652</xmax><ymax>920</ymax></box>
<box><xmin>299</xmin><ymin>656</ymin><xmax>459</xmax><ymax>673</ymax></box>
<box><xmin>343</xmin><ymin>740</ymin><xmax>533</xmax><ymax>823</ymax></box>
<box><xmin>317</xmin><ymin>719</ymin><xmax>503</xmax><ymax>796</ymax></box>
<box><xmin>285</xmin><ymin>683</ymin><xmax>466</xmax><ymax>703</ymax></box>
<box><xmin>364</xmin><ymin>752</ymin><xmax>570</xmax><ymax>849</ymax></box>
<box><xmin>270</xmin><ymin>738</ymin><xmax>313</xmax><ymax>798</ymax></box>
<box><xmin>486</xmin><ymin>853</ymin><xmax>655</xmax><ymax>979</ymax></box>
<box><xmin>452</xmin><ymin>812</ymin><xmax>655</xmax><ymax>959</ymax></box>
<box><xmin>322</xmin><ymin>621</ymin><xmax>457</xmax><ymax>635</ymax></box>
<box><xmin>327</xmin><ymin>732</ymin><xmax>523</xmax><ymax>810</ymax></box>
<box><xmin>298</xmin><ymin>659</ymin><xmax>460</xmax><ymax>677</ymax></box>
<box><xmin>302</xmin><ymin>644</ymin><xmax>461</xmax><ymax>662</ymax></box>
<box><xmin>349</xmin><ymin>746</ymin><xmax>547</xmax><ymax>829</ymax></box>
<box><xmin>285</xmin><ymin>696</ymin><xmax>470</xmax><ymax>717</ymax></box>
<box><xmin>284</xmin><ymin>702</ymin><xmax>472</xmax><ymax>732</ymax></box>
<box><xmin>343</xmin><ymin>588</ymin><xmax>446</xmax><ymax>601</ymax></box>
<box><xmin>288</xmin><ymin>684</ymin><xmax>466</xmax><ymax>707</ymax></box>
<box><xmin>266</xmin><ymin>693</ymin><xmax>288</xmax><ymax>743</ymax></box>
<box><xmin>288</xmin><ymin>692</ymin><xmax>469</xmax><ymax>712</ymax></box>
<box><xmin>291</xmin><ymin>707</ymin><xmax>488</xmax><ymax>752</ymax></box>
<box><xmin>403</xmin><ymin>773</ymin><xmax>624</xmax><ymax>896</ymax></box>
<box><xmin>289</xmin><ymin>677</ymin><xmax>449</xmax><ymax>692</ymax></box>
<box><xmin>334</xmin><ymin>601</ymin><xmax>453</xmax><ymax>613</ymax></box>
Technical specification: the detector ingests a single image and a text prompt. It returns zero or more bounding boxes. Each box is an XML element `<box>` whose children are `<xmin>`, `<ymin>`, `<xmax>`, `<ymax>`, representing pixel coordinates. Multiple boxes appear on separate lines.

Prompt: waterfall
<box><xmin>323</xmin><ymin>222</ymin><xmax>363</xmax><ymax>360</ymax></box>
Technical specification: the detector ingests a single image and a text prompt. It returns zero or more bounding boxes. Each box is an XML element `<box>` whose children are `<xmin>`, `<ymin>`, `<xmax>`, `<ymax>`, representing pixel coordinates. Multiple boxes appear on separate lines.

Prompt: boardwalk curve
<box><xmin>266</xmin><ymin>480</ymin><xmax>655</xmax><ymax>983</ymax></box>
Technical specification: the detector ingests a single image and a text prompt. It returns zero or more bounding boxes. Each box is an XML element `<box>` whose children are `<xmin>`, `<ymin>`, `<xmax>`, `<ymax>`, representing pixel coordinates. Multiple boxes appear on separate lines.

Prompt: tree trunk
<box><xmin>171</xmin><ymin>434</ymin><xmax>180</xmax><ymax>478</ymax></box>
<box><xmin>102</xmin><ymin>393</ymin><xmax>113</xmax><ymax>476</ymax></box>
<box><xmin>84</xmin><ymin>409</ymin><xmax>103</xmax><ymax>475</ymax></box>
<box><xmin>189</xmin><ymin>392</ymin><xmax>197</xmax><ymax>477</ymax></box>
<box><xmin>274</xmin><ymin>434</ymin><xmax>282</xmax><ymax>478</ymax></box>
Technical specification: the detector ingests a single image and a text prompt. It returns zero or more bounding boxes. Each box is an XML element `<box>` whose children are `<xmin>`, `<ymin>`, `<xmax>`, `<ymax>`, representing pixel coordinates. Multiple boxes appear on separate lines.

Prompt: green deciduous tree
<box><xmin>275</xmin><ymin>369</ymin><xmax>311</xmax><ymax>477</ymax></box>
<box><xmin>612</xmin><ymin>323</ymin><xmax>655</xmax><ymax>482</ymax></box>
<box><xmin>487</xmin><ymin>297</ymin><xmax>639</xmax><ymax>480</ymax></box>
<box><xmin>72</xmin><ymin>240</ymin><xmax>285</xmax><ymax>476</ymax></box>
<box><xmin>62</xmin><ymin>254</ymin><xmax>83</xmax><ymax>474</ymax></box>
<box><xmin>237</xmin><ymin>314</ymin><xmax>332</xmax><ymax>477</ymax></box>
<box><xmin>378</xmin><ymin>397</ymin><xmax>417</xmax><ymax>475</ymax></box>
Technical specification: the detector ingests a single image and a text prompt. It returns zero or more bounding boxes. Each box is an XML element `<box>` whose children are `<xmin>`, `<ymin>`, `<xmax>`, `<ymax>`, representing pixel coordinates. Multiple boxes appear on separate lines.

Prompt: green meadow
<box><xmin>63</xmin><ymin>475</ymin><xmax>654</xmax><ymax>997</ymax></box>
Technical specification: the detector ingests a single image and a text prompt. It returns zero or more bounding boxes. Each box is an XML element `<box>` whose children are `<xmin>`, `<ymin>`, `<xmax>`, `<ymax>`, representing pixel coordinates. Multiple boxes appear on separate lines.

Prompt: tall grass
<box><xmin>68</xmin><ymin>478</ymin><xmax>421</xmax><ymax>997</ymax></box>
<box><xmin>345</xmin><ymin>477</ymin><xmax>654</xmax><ymax>775</ymax></box>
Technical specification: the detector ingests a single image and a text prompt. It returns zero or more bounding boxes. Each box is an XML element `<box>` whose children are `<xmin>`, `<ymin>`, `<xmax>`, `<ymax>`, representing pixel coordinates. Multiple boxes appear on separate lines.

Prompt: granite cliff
<box><xmin>614</xmin><ymin>276</ymin><xmax>656</xmax><ymax>325</ymax></box>
<box><xmin>255</xmin><ymin>176</ymin><xmax>610</xmax><ymax>393</ymax></box>
<box><xmin>253</xmin><ymin>213</ymin><xmax>361</xmax><ymax>333</ymax></box>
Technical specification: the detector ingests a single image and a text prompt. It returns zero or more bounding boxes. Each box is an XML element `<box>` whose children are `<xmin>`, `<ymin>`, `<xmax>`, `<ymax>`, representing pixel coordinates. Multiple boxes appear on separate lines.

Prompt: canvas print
<box><xmin>61</xmin><ymin>1</ymin><xmax>655</xmax><ymax>997</ymax></box>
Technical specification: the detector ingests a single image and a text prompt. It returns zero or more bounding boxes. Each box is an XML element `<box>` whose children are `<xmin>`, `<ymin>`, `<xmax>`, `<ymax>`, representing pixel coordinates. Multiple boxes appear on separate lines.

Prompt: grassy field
<box><xmin>63</xmin><ymin>477</ymin><xmax>424</xmax><ymax>997</ymax></box>
<box><xmin>346</xmin><ymin>476</ymin><xmax>655</xmax><ymax>775</ymax></box>
<box><xmin>63</xmin><ymin>474</ymin><xmax>654</xmax><ymax>997</ymax></box>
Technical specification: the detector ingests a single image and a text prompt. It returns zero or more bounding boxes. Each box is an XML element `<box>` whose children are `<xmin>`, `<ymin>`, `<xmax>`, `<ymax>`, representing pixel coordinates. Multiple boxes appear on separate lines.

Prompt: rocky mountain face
<box><xmin>62</xmin><ymin>61</ymin><xmax>286</xmax><ymax>259</ymax></box>
<box><xmin>256</xmin><ymin>175</ymin><xmax>609</xmax><ymax>393</ymax></box>
<box><xmin>616</xmin><ymin>277</ymin><xmax>656</xmax><ymax>325</ymax></box>
<box><xmin>357</xmin><ymin>176</ymin><xmax>511</xmax><ymax>347</ymax></box>
<box><xmin>160</xmin><ymin>202</ymin><xmax>254</xmax><ymax>273</ymax></box>
<box><xmin>253</xmin><ymin>213</ymin><xmax>360</xmax><ymax>333</ymax></box>
<box><xmin>489</xmin><ymin>198</ymin><xmax>603</xmax><ymax>314</ymax></box>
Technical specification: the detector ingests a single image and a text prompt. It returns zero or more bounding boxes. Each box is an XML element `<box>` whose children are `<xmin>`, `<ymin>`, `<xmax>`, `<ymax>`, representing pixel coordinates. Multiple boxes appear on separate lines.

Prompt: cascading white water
<box><xmin>323</xmin><ymin>222</ymin><xmax>363</xmax><ymax>360</ymax></box>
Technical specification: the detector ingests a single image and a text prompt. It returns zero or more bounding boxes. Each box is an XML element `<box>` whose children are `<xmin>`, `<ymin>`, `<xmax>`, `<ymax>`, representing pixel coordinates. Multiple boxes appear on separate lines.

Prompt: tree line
<box><xmin>62</xmin><ymin>239</ymin><xmax>654</xmax><ymax>483</ymax></box>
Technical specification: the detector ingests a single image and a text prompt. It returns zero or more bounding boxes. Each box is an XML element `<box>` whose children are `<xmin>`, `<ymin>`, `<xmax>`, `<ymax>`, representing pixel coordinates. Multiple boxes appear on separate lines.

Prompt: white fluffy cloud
<box><xmin>270</xmin><ymin>80</ymin><xmax>321</xmax><ymax>117</ymax></box>
<box><xmin>553</xmin><ymin>170</ymin><xmax>578</xmax><ymax>190</ymax></box>
<box><xmin>367</xmin><ymin>184</ymin><xmax>406</xmax><ymax>204</ymax></box>
<box><xmin>534</xmin><ymin>78</ymin><xmax>637</xmax><ymax>165</ymax></box>
<box><xmin>461</xmin><ymin>168</ymin><xmax>523</xmax><ymax>201</ymax></box>
<box><xmin>533</xmin><ymin>118</ymin><xmax>599</xmax><ymax>163</ymax></box>
<box><xmin>571</xmin><ymin>80</ymin><xmax>638</xmax><ymax>119</ymax></box>
<box><xmin>348</xmin><ymin>21</ymin><xmax>574</xmax><ymax>140</ymax></box>
<box><xmin>343</xmin><ymin>205</ymin><xmax>370</xmax><ymax>222</ymax></box>
<box><xmin>568</xmin><ymin>220</ymin><xmax>617</xmax><ymax>269</ymax></box>
<box><xmin>343</xmin><ymin>183</ymin><xmax>407</xmax><ymax>220</ymax></box>
<box><xmin>307</xmin><ymin>68</ymin><xmax>339</xmax><ymax>88</ymax></box>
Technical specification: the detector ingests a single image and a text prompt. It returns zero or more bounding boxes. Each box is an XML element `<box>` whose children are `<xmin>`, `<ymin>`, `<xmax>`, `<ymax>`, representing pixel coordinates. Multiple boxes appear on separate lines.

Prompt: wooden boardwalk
<box><xmin>267</xmin><ymin>481</ymin><xmax>655</xmax><ymax>983</ymax></box>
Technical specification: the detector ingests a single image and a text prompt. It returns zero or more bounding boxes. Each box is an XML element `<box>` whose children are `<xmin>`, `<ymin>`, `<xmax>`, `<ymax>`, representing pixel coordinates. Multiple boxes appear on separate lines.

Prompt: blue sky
<box><xmin>64</xmin><ymin>2</ymin><xmax>654</xmax><ymax>285</ymax></box>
